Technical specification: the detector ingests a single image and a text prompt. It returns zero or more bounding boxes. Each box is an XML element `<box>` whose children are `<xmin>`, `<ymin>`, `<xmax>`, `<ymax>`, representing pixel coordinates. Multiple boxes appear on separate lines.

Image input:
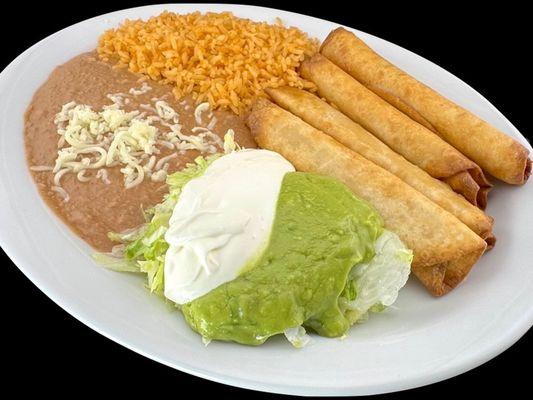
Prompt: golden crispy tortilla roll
<box><xmin>266</xmin><ymin>86</ymin><xmax>494</xmax><ymax>243</ymax></box>
<box><xmin>300</xmin><ymin>54</ymin><xmax>492</xmax><ymax>209</ymax></box>
<box><xmin>321</xmin><ymin>27</ymin><xmax>532</xmax><ymax>185</ymax></box>
<box><xmin>247</xmin><ymin>99</ymin><xmax>487</xmax><ymax>296</ymax></box>
<box><xmin>364</xmin><ymin>83</ymin><xmax>436</xmax><ymax>132</ymax></box>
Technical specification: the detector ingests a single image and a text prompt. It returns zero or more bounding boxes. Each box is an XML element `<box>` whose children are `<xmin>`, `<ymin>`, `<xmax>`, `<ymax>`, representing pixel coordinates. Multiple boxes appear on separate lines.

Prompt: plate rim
<box><xmin>1</xmin><ymin>3</ymin><xmax>532</xmax><ymax>396</ymax></box>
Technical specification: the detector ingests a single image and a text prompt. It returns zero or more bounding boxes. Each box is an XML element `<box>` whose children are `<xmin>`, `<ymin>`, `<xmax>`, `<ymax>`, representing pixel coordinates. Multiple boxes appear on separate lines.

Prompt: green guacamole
<box><xmin>181</xmin><ymin>172</ymin><xmax>383</xmax><ymax>345</ymax></box>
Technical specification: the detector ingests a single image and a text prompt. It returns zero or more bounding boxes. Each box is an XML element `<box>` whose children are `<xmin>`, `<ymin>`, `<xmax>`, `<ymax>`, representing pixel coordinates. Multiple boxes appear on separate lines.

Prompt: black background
<box><xmin>2</xmin><ymin>1</ymin><xmax>530</xmax><ymax>398</ymax></box>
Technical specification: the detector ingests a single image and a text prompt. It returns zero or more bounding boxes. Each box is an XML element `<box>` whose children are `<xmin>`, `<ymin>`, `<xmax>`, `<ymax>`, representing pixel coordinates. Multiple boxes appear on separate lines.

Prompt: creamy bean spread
<box><xmin>25</xmin><ymin>52</ymin><xmax>256</xmax><ymax>250</ymax></box>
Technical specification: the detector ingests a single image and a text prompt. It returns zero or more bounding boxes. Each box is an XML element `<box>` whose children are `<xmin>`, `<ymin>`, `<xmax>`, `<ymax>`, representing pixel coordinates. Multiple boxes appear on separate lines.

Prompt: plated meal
<box><xmin>22</xmin><ymin>9</ymin><xmax>531</xmax><ymax>349</ymax></box>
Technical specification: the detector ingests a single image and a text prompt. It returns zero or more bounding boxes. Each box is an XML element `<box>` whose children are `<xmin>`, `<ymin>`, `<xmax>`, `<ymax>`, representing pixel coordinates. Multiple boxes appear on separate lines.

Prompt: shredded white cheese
<box><xmin>155</xmin><ymin>100</ymin><xmax>179</xmax><ymax>123</ymax></box>
<box><xmin>106</xmin><ymin>93</ymin><xmax>126</xmax><ymax>108</ymax></box>
<box><xmin>157</xmin><ymin>140</ymin><xmax>176</xmax><ymax>149</ymax></box>
<box><xmin>96</xmin><ymin>169</ymin><xmax>111</xmax><ymax>184</ymax></box>
<box><xmin>191</xmin><ymin>127</ymin><xmax>209</xmax><ymax>133</ymax></box>
<box><xmin>207</xmin><ymin>116</ymin><xmax>217</xmax><ymax>131</ymax></box>
<box><xmin>48</xmin><ymin>85</ymin><xmax>232</xmax><ymax>196</ymax></box>
<box><xmin>155</xmin><ymin>153</ymin><xmax>177</xmax><ymax>170</ymax></box>
<box><xmin>51</xmin><ymin>186</ymin><xmax>70</xmax><ymax>202</ymax></box>
<box><xmin>53</xmin><ymin>168</ymin><xmax>70</xmax><ymax>186</ymax></box>
<box><xmin>30</xmin><ymin>165</ymin><xmax>54</xmax><ymax>172</ymax></box>
<box><xmin>194</xmin><ymin>102</ymin><xmax>210</xmax><ymax>125</ymax></box>
<box><xmin>129</xmin><ymin>82</ymin><xmax>152</xmax><ymax>96</ymax></box>
<box><xmin>76</xmin><ymin>170</ymin><xmax>91</xmax><ymax>182</ymax></box>
<box><xmin>151</xmin><ymin>169</ymin><xmax>167</xmax><ymax>182</ymax></box>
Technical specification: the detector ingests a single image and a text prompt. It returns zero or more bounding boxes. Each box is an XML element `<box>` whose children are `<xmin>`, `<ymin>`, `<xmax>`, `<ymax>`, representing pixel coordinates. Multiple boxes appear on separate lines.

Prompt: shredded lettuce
<box><xmin>341</xmin><ymin>230</ymin><xmax>413</xmax><ymax>325</ymax></box>
<box><xmin>284</xmin><ymin>326</ymin><xmax>311</xmax><ymax>348</ymax></box>
<box><xmin>92</xmin><ymin>252</ymin><xmax>140</xmax><ymax>273</ymax></box>
<box><xmin>222</xmin><ymin>129</ymin><xmax>241</xmax><ymax>154</ymax></box>
<box><xmin>107</xmin><ymin>224</ymin><xmax>148</xmax><ymax>243</ymax></box>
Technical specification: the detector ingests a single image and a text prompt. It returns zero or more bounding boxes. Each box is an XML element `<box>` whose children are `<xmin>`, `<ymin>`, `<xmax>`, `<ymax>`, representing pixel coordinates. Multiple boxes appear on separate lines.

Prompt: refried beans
<box><xmin>25</xmin><ymin>52</ymin><xmax>257</xmax><ymax>251</ymax></box>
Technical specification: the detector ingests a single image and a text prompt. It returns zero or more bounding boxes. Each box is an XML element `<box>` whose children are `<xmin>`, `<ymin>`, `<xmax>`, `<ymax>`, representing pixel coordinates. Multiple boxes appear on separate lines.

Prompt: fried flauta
<box><xmin>321</xmin><ymin>27</ymin><xmax>531</xmax><ymax>185</ymax></box>
<box><xmin>300</xmin><ymin>54</ymin><xmax>492</xmax><ymax>209</ymax></box>
<box><xmin>267</xmin><ymin>86</ymin><xmax>494</xmax><ymax>247</ymax></box>
<box><xmin>247</xmin><ymin>98</ymin><xmax>487</xmax><ymax>296</ymax></box>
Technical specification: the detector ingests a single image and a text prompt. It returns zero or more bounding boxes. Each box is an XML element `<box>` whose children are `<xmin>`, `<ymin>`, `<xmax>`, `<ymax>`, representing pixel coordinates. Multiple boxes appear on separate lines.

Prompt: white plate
<box><xmin>1</xmin><ymin>3</ymin><xmax>532</xmax><ymax>397</ymax></box>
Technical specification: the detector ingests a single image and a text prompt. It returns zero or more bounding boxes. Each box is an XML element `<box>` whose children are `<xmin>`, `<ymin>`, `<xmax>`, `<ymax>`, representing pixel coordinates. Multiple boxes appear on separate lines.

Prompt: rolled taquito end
<box><xmin>484</xmin><ymin>232</ymin><xmax>496</xmax><ymax>251</ymax></box>
<box><xmin>525</xmin><ymin>158</ymin><xmax>532</xmax><ymax>181</ymax></box>
<box><xmin>412</xmin><ymin>250</ymin><xmax>482</xmax><ymax>296</ymax></box>
<box><xmin>321</xmin><ymin>27</ymin><xmax>531</xmax><ymax>185</ymax></box>
<box><xmin>299</xmin><ymin>53</ymin><xmax>491</xmax><ymax>206</ymax></box>
<box><xmin>444</xmin><ymin>169</ymin><xmax>492</xmax><ymax>210</ymax></box>
<box><xmin>247</xmin><ymin>98</ymin><xmax>487</xmax><ymax>296</ymax></box>
<box><xmin>266</xmin><ymin>86</ymin><xmax>494</xmax><ymax>240</ymax></box>
<box><xmin>469</xmin><ymin>167</ymin><xmax>493</xmax><ymax>210</ymax></box>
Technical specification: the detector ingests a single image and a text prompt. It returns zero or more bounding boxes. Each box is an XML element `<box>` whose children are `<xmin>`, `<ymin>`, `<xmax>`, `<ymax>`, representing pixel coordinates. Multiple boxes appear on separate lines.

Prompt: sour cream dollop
<box><xmin>164</xmin><ymin>149</ymin><xmax>295</xmax><ymax>304</ymax></box>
